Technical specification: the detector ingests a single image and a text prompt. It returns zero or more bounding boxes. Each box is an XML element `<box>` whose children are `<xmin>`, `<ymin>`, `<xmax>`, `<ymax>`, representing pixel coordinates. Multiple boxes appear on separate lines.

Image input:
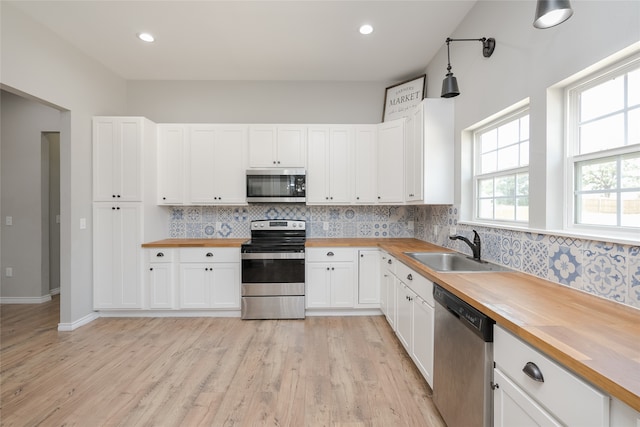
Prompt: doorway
<box><xmin>42</xmin><ymin>132</ymin><xmax>61</xmax><ymax>297</ymax></box>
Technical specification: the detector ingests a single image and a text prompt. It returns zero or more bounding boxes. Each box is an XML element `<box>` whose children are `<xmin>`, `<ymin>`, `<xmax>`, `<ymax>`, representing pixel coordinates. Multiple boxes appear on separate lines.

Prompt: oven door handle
<box><xmin>242</xmin><ymin>252</ymin><xmax>305</xmax><ymax>260</ymax></box>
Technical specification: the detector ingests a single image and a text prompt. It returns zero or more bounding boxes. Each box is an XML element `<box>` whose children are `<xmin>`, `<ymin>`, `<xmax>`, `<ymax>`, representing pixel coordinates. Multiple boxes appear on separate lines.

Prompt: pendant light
<box><xmin>533</xmin><ymin>0</ymin><xmax>574</xmax><ymax>29</ymax></box>
<box><xmin>441</xmin><ymin>37</ymin><xmax>495</xmax><ymax>98</ymax></box>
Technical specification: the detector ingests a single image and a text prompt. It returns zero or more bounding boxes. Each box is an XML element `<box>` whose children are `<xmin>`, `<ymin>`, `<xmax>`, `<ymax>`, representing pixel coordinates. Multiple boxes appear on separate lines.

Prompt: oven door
<box><xmin>241</xmin><ymin>252</ymin><xmax>305</xmax><ymax>288</ymax></box>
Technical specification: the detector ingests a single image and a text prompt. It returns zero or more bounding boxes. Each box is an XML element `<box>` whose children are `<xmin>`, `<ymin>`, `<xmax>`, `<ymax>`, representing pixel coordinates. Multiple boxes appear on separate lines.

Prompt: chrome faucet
<box><xmin>449</xmin><ymin>230</ymin><xmax>482</xmax><ymax>261</ymax></box>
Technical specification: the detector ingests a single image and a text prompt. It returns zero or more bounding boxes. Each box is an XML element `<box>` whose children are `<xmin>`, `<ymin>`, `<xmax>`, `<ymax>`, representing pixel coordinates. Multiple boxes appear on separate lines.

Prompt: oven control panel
<box><xmin>250</xmin><ymin>220</ymin><xmax>306</xmax><ymax>231</ymax></box>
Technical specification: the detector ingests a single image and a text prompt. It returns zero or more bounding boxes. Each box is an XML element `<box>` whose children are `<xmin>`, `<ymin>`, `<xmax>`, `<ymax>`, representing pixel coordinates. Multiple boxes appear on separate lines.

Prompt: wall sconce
<box><xmin>533</xmin><ymin>0</ymin><xmax>574</xmax><ymax>29</ymax></box>
<box><xmin>441</xmin><ymin>37</ymin><xmax>496</xmax><ymax>98</ymax></box>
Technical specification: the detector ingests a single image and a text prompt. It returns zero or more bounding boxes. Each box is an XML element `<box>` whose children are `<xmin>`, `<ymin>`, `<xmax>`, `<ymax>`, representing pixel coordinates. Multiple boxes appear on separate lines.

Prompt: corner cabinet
<box><xmin>248</xmin><ymin>125</ymin><xmax>307</xmax><ymax>168</ymax></box>
<box><xmin>405</xmin><ymin>99</ymin><xmax>454</xmax><ymax>204</ymax></box>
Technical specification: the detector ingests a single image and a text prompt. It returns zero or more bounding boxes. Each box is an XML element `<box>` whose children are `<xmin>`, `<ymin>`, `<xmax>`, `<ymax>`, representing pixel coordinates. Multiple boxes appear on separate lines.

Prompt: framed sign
<box><xmin>382</xmin><ymin>74</ymin><xmax>426</xmax><ymax>122</ymax></box>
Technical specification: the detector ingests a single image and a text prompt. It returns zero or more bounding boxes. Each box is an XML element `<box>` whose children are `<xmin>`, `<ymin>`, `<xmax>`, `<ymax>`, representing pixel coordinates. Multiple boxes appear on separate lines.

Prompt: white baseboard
<box><xmin>305</xmin><ymin>309</ymin><xmax>383</xmax><ymax>317</ymax></box>
<box><xmin>97</xmin><ymin>310</ymin><xmax>242</xmax><ymax>318</ymax></box>
<box><xmin>50</xmin><ymin>287</ymin><xmax>60</xmax><ymax>296</ymax></box>
<box><xmin>0</xmin><ymin>294</ymin><xmax>52</xmax><ymax>304</ymax></box>
<box><xmin>57</xmin><ymin>311</ymin><xmax>100</xmax><ymax>331</ymax></box>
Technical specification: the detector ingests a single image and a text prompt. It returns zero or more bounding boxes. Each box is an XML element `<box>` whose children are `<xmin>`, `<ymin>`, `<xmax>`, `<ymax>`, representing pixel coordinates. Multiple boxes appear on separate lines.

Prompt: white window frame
<box><xmin>565</xmin><ymin>53</ymin><xmax>640</xmax><ymax>235</ymax></box>
<box><xmin>472</xmin><ymin>107</ymin><xmax>530</xmax><ymax>226</ymax></box>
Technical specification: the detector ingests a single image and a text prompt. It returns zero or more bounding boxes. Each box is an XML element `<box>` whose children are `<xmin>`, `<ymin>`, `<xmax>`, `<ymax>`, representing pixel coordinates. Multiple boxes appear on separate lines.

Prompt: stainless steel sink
<box><xmin>404</xmin><ymin>252</ymin><xmax>513</xmax><ymax>273</ymax></box>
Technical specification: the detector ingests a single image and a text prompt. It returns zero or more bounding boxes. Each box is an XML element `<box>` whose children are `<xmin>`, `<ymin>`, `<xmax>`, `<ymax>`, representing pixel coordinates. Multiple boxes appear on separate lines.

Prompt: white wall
<box><xmin>126</xmin><ymin>80</ymin><xmax>388</xmax><ymax>123</ymax></box>
<box><xmin>0</xmin><ymin>91</ymin><xmax>61</xmax><ymax>300</ymax></box>
<box><xmin>1</xmin><ymin>3</ymin><xmax>127</xmax><ymax>325</ymax></box>
<box><xmin>423</xmin><ymin>0</ymin><xmax>640</xmax><ymax>227</ymax></box>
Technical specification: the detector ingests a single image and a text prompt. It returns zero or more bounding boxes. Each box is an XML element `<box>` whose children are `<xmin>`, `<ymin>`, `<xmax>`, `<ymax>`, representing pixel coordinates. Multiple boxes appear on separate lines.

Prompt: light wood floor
<box><xmin>0</xmin><ymin>297</ymin><xmax>446</xmax><ymax>426</ymax></box>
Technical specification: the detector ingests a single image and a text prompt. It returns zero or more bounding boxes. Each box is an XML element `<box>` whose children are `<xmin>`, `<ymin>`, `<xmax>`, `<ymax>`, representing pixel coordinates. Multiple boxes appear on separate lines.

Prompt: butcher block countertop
<box><xmin>142</xmin><ymin>238</ymin><xmax>247</xmax><ymax>248</ymax></box>
<box><xmin>308</xmin><ymin>237</ymin><xmax>640</xmax><ymax>412</ymax></box>
<box><xmin>144</xmin><ymin>237</ymin><xmax>640</xmax><ymax>411</ymax></box>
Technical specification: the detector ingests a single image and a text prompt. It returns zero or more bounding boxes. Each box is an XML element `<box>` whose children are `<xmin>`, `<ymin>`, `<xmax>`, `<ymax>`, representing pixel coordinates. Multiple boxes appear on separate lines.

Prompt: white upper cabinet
<box><xmin>248</xmin><ymin>125</ymin><xmax>307</xmax><ymax>168</ymax></box>
<box><xmin>377</xmin><ymin>118</ymin><xmax>405</xmax><ymax>204</ymax></box>
<box><xmin>93</xmin><ymin>117</ymin><xmax>147</xmax><ymax>202</ymax></box>
<box><xmin>187</xmin><ymin>125</ymin><xmax>248</xmax><ymax>205</ymax></box>
<box><xmin>307</xmin><ymin>126</ymin><xmax>353</xmax><ymax>204</ymax></box>
<box><xmin>157</xmin><ymin>124</ymin><xmax>186</xmax><ymax>205</ymax></box>
<box><xmin>353</xmin><ymin>125</ymin><xmax>378</xmax><ymax>204</ymax></box>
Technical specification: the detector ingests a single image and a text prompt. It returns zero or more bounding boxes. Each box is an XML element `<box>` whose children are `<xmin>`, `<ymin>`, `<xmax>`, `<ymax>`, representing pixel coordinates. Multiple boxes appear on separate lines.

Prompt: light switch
<box><xmin>80</xmin><ymin>218</ymin><xmax>87</xmax><ymax>229</ymax></box>
<box><xmin>5</xmin><ymin>267</ymin><xmax>13</xmax><ymax>277</ymax></box>
<box><xmin>5</xmin><ymin>216</ymin><xmax>12</xmax><ymax>226</ymax></box>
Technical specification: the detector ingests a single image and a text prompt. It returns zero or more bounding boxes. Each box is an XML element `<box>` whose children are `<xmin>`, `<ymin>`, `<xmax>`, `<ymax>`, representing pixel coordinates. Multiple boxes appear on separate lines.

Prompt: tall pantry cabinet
<box><xmin>92</xmin><ymin>117</ymin><xmax>156</xmax><ymax>309</ymax></box>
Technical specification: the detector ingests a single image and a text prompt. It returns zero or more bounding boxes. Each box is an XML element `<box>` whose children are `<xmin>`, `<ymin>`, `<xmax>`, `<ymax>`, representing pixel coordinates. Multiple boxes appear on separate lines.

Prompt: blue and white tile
<box><xmin>233</xmin><ymin>207</ymin><xmax>249</xmax><ymax>222</ymax></box>
<box><xmin>327</xmin><ymin>221</ymin><xmax>343</xmax><ymax>238</ymax></box>
<box><xmin>358</xmin><ymin>222</ymin><xmax>374</xmax><ymax>237</ymax></box>
<box><xmin>343</xmin><ymin>222</ymin><xmax>357</xmax><ymax>238</ymax></box>
<box><xmin>373</xmin><ymin>223</ymin><xmax>389</xmax><ymax>237</ymax></box>
<box><xmin>500</xmin><ymin>236</ymin><xmax>522</xmax><ymax>270</ymax></box>
<box><xmin>309</xmin><ymin>221</ymin><xmax>326</xmax><ymax>238</ymax></box>
<box><xmin>328</xmin><ymin>207</ymin><xmax>343</xmax><ymax>221</ymax></box>
<box><xmin>356</xmin><ymin>206</ymin><xmax>374</xmax><ymax>221</ymax></box>
<box><xmin>264</xmin><ymin>206</ymin><xmax>282</xmax><ymax>220</ymax></box>
<box><xmin>171</xmin><ymin>208</ymin><xmax>184</xmax><ymax>221</ymax></box>
<box><xmin>627</xmin><ymin>246</ymin><xmax>640</xmax><ymax>308</ymax></box>
<box><xmin>186</xmin><ymin>222</ymin><xmax>202</xmax><ymax>238</ymax></box>
<box><xmin>201</xmin><ymin>207</ymin><xmax>217</xmax><ymax>222</ymax></box>
<box><xmin>582</xmin><ymin>241</ymin><xmax>626</xmax><ymax>303</ymax></box>
<box><xmin>481</xmin><ymin>232</ymin><xmax>502</xmax><ymax>263</ymax></box>
<box><xmin>217</xmin><ymin>207</ymin><xmax>233</xmax><ymax>222</ymax></box>
<box><xmin>343</xmin><ymin>208</ymin><xmax>357</xmax><ymax>222</ymax></box>
<box><xmin>373</xmin><ymin>206</ymin><xmax>390</xmax><ymax>221</ymax></box>
<box><xmin>309</xmin><ymin>206</ymin><xmax>328</xmax><ymax>222</ymax></box>
<box><xmin>548</xmin><ymin>244</ymin><xmax>582</xmax><ymax>288</ymax></box>
<box><xmin>216</xmin><ymin>222</ymin><xmax>233</xmax><ymax>238</ymax></box>
<box><xmin>389</xmin><ymin>222</ymin><xmax>406</xmax><ymax>238</ymax></box>
<box><xmin>522</xmin><ymin>236</ymin><xmax>548</xmax><ymax>278</ymax></box>
<box><xmin>169</xmin><ymin>221</ymin><xmax>185</xmax><ymax>238</ymax></box>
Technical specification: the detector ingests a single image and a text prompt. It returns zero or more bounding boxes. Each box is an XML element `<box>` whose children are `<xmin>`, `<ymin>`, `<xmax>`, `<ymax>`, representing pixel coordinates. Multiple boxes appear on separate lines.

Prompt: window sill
<box><xmin>457</xmin><ymin>220</ymin><xmax>639</xmax><ymax>246</ymax></box>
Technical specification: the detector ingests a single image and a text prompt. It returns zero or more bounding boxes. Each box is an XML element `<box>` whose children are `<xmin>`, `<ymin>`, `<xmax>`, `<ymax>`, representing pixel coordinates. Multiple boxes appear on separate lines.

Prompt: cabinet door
<box><xmin>306</xmin><ymin>127</ymin><xmax>330</xmax><ymax>203</ymax></box>
<box><xmin>276</xmin><ymin>126</ymin><xmax>306</xmax><ymax>167</ymax></box>
<box><xmin>358</xmin><ymin>250</ymin><xmax>380</xmax><ymax>305</ymax></box>
<box><xmin>354</xmin><ymin>125</ymin><xmax>377</xmax><ymax>204</ymax></box>
<box><xmin>248</xmin><ymin>125</ymin><xmax>277</xmax><ymax>167</ymax></box>
<box><xmin>211</xmin><ymin>262</ymin><xmax>240</xmax><ymax>309</ymax></box>
<box><xmin>387</xmin><ymin>275</ymin><xmax>398</xmax><ymax>331</ymax></box>
<box><xmin>423</xmin><ymin>99</ymin><xmax>454</xmax><ymax>204</ymax></box>
<box><xmin>329</xmin><ymin>263</ymin><xmax>355</xmax><ymax>308</ymax></box>
<box><xmin>306</xmin><ymin>263</ymin><xmax>331</xmax><ymax>308</ymax></box>
<box><xmin>328</xmin><ymin>127</ymin><xmax>352</xmax><ymax>203</ymax></box>
<box><xmin>412</xmin><ymin>296</ymin><xmax>434</xmax><ymax>387</ymax></box>
<box><xmin>157</xmin><ymin>125</ymin><xmax>185</xmax><ymax>204</ymax></box>
<box><xmin>93</xmin><ymin>203</ymin><xmax>142</xmax><ymax>309</ymax></box>
<box><xmin>493</xmin><ymin>369</ymin><xmax>562</xmax><ymax>427</ymax></box>
<box><xmin>377</xmin><ymin>119</ymin><xmax>405</xmax><ymax>204</ymax></box>
<box><xmin>179</xmin><ymin>264</ymin><xmax>212</xmax><ymax>309</ymax></box>
<box><xmin>405</xmin><ymin>103</ymin><xmax>424</xmax><ymax>202</ymax></box>
<box><xmin>148</xmin><ymin>263</ymin><xmax>175</xmax><ymax>309</ymax></box>
<box><xmin>396</xmin><ymin>283</ymin><xmax>414</xmax><ymax>352</ymax></box>
<box><xmin>213</xmin><ymin>126</ymin><xmax>247</xmax><ymax>204</ymax></box>
<box><xmin>188</xmin><ymin>126</ymin><xmax>217</xmax><ymax>204</ymax></box>
<box><xmin>93</xmin><ymin>118</ymin><xmax>143</xmax><ymax>202</ymax></box>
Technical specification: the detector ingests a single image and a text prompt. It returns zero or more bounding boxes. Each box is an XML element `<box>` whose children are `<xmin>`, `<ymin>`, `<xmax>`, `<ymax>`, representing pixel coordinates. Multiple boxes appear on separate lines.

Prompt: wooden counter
<box><xmin>143</xmin><ymin>237</ymin><xmax>640</xmax><ymax>411</ymax></box>
<box><xmin>141</xmin><ymin>238</ymin><xmax>247</xmax><ymax>248</ymax></box>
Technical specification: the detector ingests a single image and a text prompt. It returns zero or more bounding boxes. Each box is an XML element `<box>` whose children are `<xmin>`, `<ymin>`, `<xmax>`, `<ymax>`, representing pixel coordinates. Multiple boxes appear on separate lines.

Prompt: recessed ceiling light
<box><xmin>137</xmin><ymin>32</ymin><xmax>155</xmax><ymax>43</ymax></box>
<box><xmin>359</xmin><ymin>24</ymin><xmax>373</xmax><ymax>35</ymax></box>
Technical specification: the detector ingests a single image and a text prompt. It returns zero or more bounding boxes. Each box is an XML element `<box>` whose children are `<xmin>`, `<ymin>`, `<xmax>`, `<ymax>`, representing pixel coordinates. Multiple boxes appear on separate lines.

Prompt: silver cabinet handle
<box><xmin>523</xmin><ymin>362</ymin><xmax>544</xmax><ymax>382</ymax></box>
<box><xmin>156</xmin><ymin>252</ymin><xmax>164</xmax><ymax>257</ymax></box>
<box><xmin>407</xmin><ymin>274</ymin><xmax>413</xmax><ymax>281</ymax></box>
<box><xmin>206</xmin><ymin>252</ymin><xmax>213</xmax><ymax>257</ymax></box>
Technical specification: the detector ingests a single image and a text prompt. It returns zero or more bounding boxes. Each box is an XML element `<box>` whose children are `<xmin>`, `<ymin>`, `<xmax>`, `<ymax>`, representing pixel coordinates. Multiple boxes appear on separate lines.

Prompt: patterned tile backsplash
<box><xmin>167</xmin><ymin>204</ymin><xmax>639</xmax><ymax>309</ymax></box>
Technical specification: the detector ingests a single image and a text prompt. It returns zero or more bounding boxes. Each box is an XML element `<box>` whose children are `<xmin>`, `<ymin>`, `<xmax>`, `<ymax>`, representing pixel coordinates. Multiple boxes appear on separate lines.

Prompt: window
<box><xmin>473</xmin><ymin>108</ymin><xmax>530</xmax><ymax>224</ymax></box>
<box><xmin>567</xmin><ymin>55</ymin><xmax>640</xmax><ymax>230</ymax></box>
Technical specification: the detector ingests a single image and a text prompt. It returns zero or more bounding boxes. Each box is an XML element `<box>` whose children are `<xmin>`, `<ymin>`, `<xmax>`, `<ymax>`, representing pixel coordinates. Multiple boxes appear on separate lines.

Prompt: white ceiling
<box><xmin>8</xmin><ymin>0</ymin><xmax>477</xmax><ymax>82</ymax></box>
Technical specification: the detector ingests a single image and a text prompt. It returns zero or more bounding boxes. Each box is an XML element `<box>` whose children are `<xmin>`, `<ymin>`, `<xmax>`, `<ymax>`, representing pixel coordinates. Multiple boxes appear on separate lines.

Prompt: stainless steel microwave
<box><xmin>246</xmin><ymin>169</ymin><xmax>306</xmax><ymax>203</ymax></box>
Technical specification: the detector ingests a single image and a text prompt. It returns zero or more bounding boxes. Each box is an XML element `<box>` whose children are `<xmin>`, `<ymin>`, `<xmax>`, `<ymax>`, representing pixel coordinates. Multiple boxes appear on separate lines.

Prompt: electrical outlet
<box><xmin>323</xmin><ymin>222</ymin><xmax>329</xmax><ymax>231</ymax></box>
<box><xmin>449</xmin><ymin>226</ymin><xmax>457</xmax><ymax>236</ymax></box>
<box><xmin>433</xmin><ymin>225</ymin><xmax>439</xmax><ymax>236</ymax></box>
<box><xmin>5</xmin><ymin>267</ymin><xmax>13</xmax><ymax>277</ymax></box>
<box><xmin>407</xmin><ymin>221</ymin><xmax>414</xmax><ymax>231</ymax></box>
<box><xmin>80</xmin><ymin>218</ymin><xmax>87</xmax><ymax>229</ymax></box>
<box><xmin>5</xmin><ymin>216</ymin><xmax>12</xmax><ymax>226</ymax></box>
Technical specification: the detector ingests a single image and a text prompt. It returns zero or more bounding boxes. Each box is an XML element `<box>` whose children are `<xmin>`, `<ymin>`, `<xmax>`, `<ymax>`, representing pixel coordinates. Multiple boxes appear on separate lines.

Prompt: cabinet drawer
<box><xmin>145</xmin><ymin>249</ymin><xmax>174</xmax><ymax>263</ymax></box>
<box><xmin>494</xmin><ymin>325</ymin><xmax>609</xmax><ymax>427</ymax></box>
<box><xmin>396</xmin><ymin>262</ymin><xmax>434</xmax><ymax>306</ymax></box>
<box><xmin>306</xmin><ymin>248</ymin><xmax>354</xmax><ymax>263</ymax></box>
<box><xmin>383</xmin><ymin>254</ymin><xmax>398</xmax><ymax>276</ymax></box>
<box><xmin>179</xmin><ymin>247</ymin><xmax>240</xmax><ymax>263</ymax></box>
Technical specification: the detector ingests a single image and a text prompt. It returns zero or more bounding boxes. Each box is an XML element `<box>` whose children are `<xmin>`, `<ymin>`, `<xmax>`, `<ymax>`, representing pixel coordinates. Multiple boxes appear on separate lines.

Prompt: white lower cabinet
<box><xmin>379</xmin><ymin>252</ymin><xmax>435</xmax><ymax>387</ymax></box>
<box><xmin>93</xmin><ymin>203</ymin><xmax>143</xmax><ymax>309</ymax></box>
<box><xmin>178</xmin><ymin>248</ymin><xmax>240</xmax><ymax>309</ymax></box>
<box><xmin>146</xmin><ymin>249</ymin><xmax>176</xmax><ymax>309</ymax></box>
<box><xmin>306</xmin><ymin>248</ymin><xmax>356</xmax><ymax>309</ymax></box>
<box><xmin>357</xmin><ymin>250</ymin><xmax>380</xmax><ymax>306</ymax></box>
<box><xmin>493</xmin><ymin>325</ymin><xmax>609</xmax><ymax>427</ymax></box>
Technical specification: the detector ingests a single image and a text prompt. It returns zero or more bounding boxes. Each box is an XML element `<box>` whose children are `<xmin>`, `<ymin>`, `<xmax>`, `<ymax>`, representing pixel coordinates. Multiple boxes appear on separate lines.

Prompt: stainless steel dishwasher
<box><xmin>432</xmin><ymin>283</ymin><xmax>494</xmax><ymax>427</ymax></box>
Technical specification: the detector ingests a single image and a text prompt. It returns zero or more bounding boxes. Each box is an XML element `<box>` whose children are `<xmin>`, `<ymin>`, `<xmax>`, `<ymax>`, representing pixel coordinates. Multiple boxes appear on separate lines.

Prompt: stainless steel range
<box><xmin>240</xmin><ymin>220</ymin><xmax>306</xmax><ymax>319</ymax></box>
